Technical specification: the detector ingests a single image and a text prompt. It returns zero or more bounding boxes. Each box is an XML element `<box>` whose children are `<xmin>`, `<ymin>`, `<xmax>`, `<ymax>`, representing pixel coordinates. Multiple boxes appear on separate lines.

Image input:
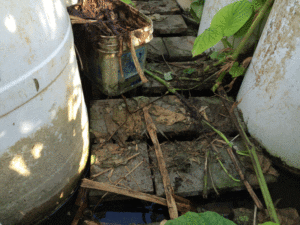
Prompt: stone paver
<box><xmin>175</xmin><ymin>0</ymin><xmax>193</xmax><ymax>12</ymax></box>
<box><xmin>89</xmin><ymin>143</ymin><xmax>153</xmax><ymax>200</ymax></box>
<box><xmin>163</xmin><ymin>36</ymin><xmax>196</xmax><ymax>61</ymax></box>
<box><xmin>90</xmin><ymin>96</ymin><xmax>243</xmax><ymax>137</ymax></box>
<box><xmin>134</xmin><ymin>0</ymin><xmax>180</xmax><ymax>15</ymax></box>
<box><xmin>147</xmin><ymin>37</ymin><xmax>169</xmax><ymax>61</ymax></box>
<box><xmin>143</xmin><ymin>61</ymin><xmax>217</xmax><ymax>94</ymax></box>
<box><xmin>150</xmin><ymin>139</ymin><xmax>278</xmax><ymax>197</ymax></box>
<box><xmin>153</xmin><ymin>15</ymin><xmax>188</xmax><ymax>35</ymax></box>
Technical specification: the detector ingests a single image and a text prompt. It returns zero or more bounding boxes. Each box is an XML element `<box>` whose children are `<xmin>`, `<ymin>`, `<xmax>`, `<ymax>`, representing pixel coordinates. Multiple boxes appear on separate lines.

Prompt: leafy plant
<box><xmin>192</xmin><ymin>0</ymin><xmax>253</xmax><ymax>57</ymax></box>
<box><xmin>190</xmin><ymin>0</ymin><xmax>205</xmax><ymax>23</ymax></box>
<box><xmin>191</xmin><ymin>0</ymin><xmax>275</xmax><ymax>94</ymax></box>
<box><xmin>163</xmin><ymin>211</ymin><xmax>280</xmax><ymax>225</ymax></box>
<box><xmin>120</xmin><ymin>0</ymin><xmax>135</xmax><ymax>7</ymax></box>
<box><xmin>165</xmin><ymin>211</ymin><xmax>236</xmax><ymax>225</ymax></box>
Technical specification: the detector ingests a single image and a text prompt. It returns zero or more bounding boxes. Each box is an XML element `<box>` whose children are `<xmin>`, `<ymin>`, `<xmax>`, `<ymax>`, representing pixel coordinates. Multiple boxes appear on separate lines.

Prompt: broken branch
<box><xmin>143</xmin><ymin>106</ymin><xmax>178</xmax><ymax>219</ymax></box>
<box><xmin>81</xmin><ymin>179</ymin><xmax>190</xmax><ymax>213</ymax></box>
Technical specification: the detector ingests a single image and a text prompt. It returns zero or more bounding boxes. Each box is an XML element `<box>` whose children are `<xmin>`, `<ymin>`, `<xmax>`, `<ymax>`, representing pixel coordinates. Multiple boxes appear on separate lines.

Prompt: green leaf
<box><xmin>234</xmin><ymin>11</ymin><xmax>255</xmax><ymax>38</ymax></box>
<box><xmin>183</xmin><ymin>68</ymin><xmax>196</xmax><ymax>75</ymax></box>
<box><xmin>210</xmin><ymin>0</ymin><xmax>253</xmax><ymax>37</ymax></box>
<box><xmin>209</xmin><ymin>51</ymin><xmax>227</xmax><ymax>60</ymax></box>
<box><xmin>165</xmin><ymin>211</ymin><xmax>237</xmax><ymax>225</ymax></box>
<box><xmin>164</xmin><ymin>72</ymin><xmax>173</xmax><ymax>80</ymax></box>
<box><xmin>192</xmin><ymin>28</ymin><xmax>223</xmax><ymax>57</ymax></box>
<box><xmin>229</xmin><ymin>62</ymin><xmax>245</xmax><ymax>78</ymax></box>
<box><xmin>259</xmin><ymin>222</ymin><xmax>280</xmax><ymax>225</ymax></box>
<box><xmin>190</xmin><ymin>2</ymin><xmax>203</xmax><ymax>20</ymax></box>
<box><xmin>120</xmin><ymin>0</ymin><xmax>135</xmax><ymax>7</ymax></box>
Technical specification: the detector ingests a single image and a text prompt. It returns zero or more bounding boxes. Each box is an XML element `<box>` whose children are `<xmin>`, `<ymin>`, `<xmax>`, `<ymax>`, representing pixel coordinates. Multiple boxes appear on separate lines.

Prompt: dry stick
<box><xmin>91</xmin><ymin>168</ymin><xmax>112</xmax><ymax>179</ymax></box>
<box><xmin>128</xmin><ymin>32</ymin><xmax>148</xmax><ymax>83</ymax></box>
<box><xmin>71</xmin><ymin>188</ymin><xmax>88</xmax><ymax>225</ymax></box>
<box><xmin>208</xmin><ymin>158</ymin><xmax>219</xmax><ymax>196</ymax></box>
<box><xmin>218</xmin><ymin>87</ymin><xmax>279</xmax><ymax>223</ymax></box>
<box><xmin>74</xmin><ymin>44</ymin><xmax>84</xmax><ymax>71</ymax></box>
<box><xmin>81</xmin><ymin>179</ymin><xmax>190</xmax><ymax>213</ymax></box>
<box><xmin>118</xmin><ymin>36</ymin><xmax>125</xmax><ymax>83</ymax></box>
<box><xmin>225</xmin><ymin>147</ymin><xmax>263</xmax><ymax>209</ymax></box>
<box><xmin>93</xmin><ymin>161</ymin><xmax>144</xmax><ymax>211</ymax></box>
<box><xmin>125</xmin><ymin>166</ymin><xmax>141</xmax><ymax>191</ymax></box>
<box><xmin>143</xmin><ymin>106</ymin><xmax>178</xmax><ymax>219</ymax></box>
<box><xmin>202</xmin><ymin>148</ymin><xmax>209</xmax><ymax>199</ymax></box>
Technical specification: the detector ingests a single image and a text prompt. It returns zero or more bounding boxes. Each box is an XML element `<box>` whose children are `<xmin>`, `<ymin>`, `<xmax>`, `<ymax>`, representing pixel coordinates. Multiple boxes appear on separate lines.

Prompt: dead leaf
<box><xmin>150</xmin><ymin>105</ymin><xmax>186</xmax><ymax>126</ymax></box>
<box><xmin>199</xmin><ymin>106</ymin><xmax>209</xmax><ymax>121</ymax></box>
<box><xmin>242</xmin><ymin>57</ymin><xmax>252</xmax><ymax>68</ymax></box>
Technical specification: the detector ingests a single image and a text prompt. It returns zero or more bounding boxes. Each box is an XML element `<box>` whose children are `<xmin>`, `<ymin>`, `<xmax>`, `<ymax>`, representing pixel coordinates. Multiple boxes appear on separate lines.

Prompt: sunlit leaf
<box><xmin>165</xmin><ymin>211</ymin><xmax>237</xmax><ymax>225</ymax></box>
<box><xmin>211</xmin><ymin>0</ymin><xmax>253</xmax><ymax>37</ymax></box>
<box><xmin>192</xmin><ymin>28</ymin><xmax>223</xmax><ymax>57</ymax></box>
<box><xmin>229</xmin><ymin>62</ymin><xmax>245</xmax><ymax>78</ymax></box>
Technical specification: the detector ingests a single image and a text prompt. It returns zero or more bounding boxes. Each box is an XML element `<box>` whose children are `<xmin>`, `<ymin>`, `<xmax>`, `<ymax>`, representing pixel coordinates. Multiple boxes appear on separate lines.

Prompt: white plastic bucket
<box><xmin>237</xmin><ymin>0</ymin><xmax>300</xmax><ymax>173</ymax></box>
<box><xmin>0</xmin><ymin>0</ymin><xmax>89</xmax><ymax>224</ymax></box>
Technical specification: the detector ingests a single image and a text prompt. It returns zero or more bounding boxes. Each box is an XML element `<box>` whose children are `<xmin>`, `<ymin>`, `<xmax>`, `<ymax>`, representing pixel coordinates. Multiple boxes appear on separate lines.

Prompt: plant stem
<box><xmin>217</xmin><ymin>87</ymin><xmax>279</xmax><ymax>224</ymax></box>
<box><xmin>231</xmin><ymin>0</ymin><xmax>274</xmax><ymax>60</ymax></box>
<box><xmin>145</xmin><ymin>69</ymin><xmax>176</xmax><ymax>94</ymax></box>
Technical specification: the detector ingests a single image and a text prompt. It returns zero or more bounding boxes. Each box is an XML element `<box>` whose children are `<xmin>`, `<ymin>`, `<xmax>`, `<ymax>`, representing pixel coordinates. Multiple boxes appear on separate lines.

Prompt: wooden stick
<box><xmin>143</xmin><ymin>106</ymin><xmax>178</xmax><ymax>219</ymax></box>
<box><xmin>118</xmin><ymin>36</ymin><xmax>125</xmax><ymax>83</ymax></box>
<box><xmin>217</xmin><ymin>86</ymin><xmax>264</xmax><ymax>210</ymax></box>
<box><xmin>81</xmin><ymin>179</ymin><xmax>190</xmax><ymax>212</ymax></box>
<box><xmin>71</xmin><ymin>188</ymin><xmax>88</xmax><ymax>225</ymax></box>
<box><xmin>128</xmin><ymin>32</ymin><xmax>148</xmax><ymax>83</ymax></box>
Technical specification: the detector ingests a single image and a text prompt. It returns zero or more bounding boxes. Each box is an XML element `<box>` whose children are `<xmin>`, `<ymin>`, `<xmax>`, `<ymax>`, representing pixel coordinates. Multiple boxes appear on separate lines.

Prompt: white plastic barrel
<box><xmin>0</xmin><ymin>0</ymin><xmax>89</xmax><ymax>224</ymax></box>
<box><xmin>237</xmin><ymin>0</ymin><xmax>300</xmax><ymax>173</ymax></box>
<box><xmin>197</xmin><ymin>0</ymin><xmax>265</xmax><ymax>54</ymax></box>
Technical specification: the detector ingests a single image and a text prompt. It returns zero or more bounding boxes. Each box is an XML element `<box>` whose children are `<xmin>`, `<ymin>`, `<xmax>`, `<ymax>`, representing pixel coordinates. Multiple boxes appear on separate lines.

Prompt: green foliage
<box><xmin>229</xmin><ymin>62</ymin><xmax>245</xmax><ymax>78</ymax></box>
<box><xmin>192</xmin><ymin>28</ymin><xmax>223</xmax><ymax>57</ymax></box>
<box><xmin>190</xmin><ymin>0</ymin><xmax>204</xmax><ymax>23</ymax></box>
<box><xmin>212</xmin><ymin>71</ymin><xmax>226</xmax><ymax>92</ymax></box>
<box><xmin>210</xmin><ymin>51</ymin><xmax>228</xmax><ymax>60</ymax></box>
<box><xmin>120</xmin><ymin>0</ymin><xmax>135</xmax><ymax>7</ymax></box>
<box><xmin>183</xmin><ymin>68</ymin><xmax>196</xmax><ymax>75</ymax></box>
<box><xmin>211</xmin><ymin>0</ymin><xmax>253</xmax><ymax>37</ymax></box>
<box><xmin>192</xmin><ymin>0</ymin><xmax>253</xmax><ymax>57</ymax></box>
<box><xmin>165</xmin><ymin>211</ymin><xmax>237</xmax><ymax>225</ymax></box>
<box><xmin>233</xmin><ymin>11</ymin><xmax>255</xmax><ymax>38</ymax></box>
<box><xmin>259</xmin><ymin>222</ymin><xmax>280</xmax><ymax>225</ymax></box>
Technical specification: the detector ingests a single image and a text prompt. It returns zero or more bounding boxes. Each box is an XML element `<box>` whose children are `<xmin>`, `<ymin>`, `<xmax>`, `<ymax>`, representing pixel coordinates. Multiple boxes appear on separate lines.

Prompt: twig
<box><xmin>253</xmin><ymin>204</ymin><xmax>257</xmax><ymax>225</ymax></box>
<box><xmin>125</xmin><ymin>165</ymin><xmax>141</xmax><ymax>191</ymax></box>
<box><xmin>71</xmin><ymin>188</ymin><xmax>88</xmax><ymax>225</ymax></box>
<box><xmin>211</xmin><ymin>144</ymin><xmax>240</xmax><ymax>182</ymax></box>
<box><xmin>91</xmin><ymin>168</ymin><xmax>112</xmax><ymax>179</ymax></box>
<box><xmin>143</xmin><ymin>106</ymin><xmax>178</xmax><ymax>219</ymax></box>
<box><xmin>81</xmin><ymin>179</ymin><xmax>190</xmax><ymax>213</ymax></box>
<box><xmin>118</xmin><ymin>36</ymin><xmax>125</xmax><ymax>83</ymax></box>
<box><xmin>162</xmin><ymin>54</ymin><xmax>177</xmax><ymax>76</ymax></box>
<box><xmin>217</xmin><ymin>86</ymin><xmax>279</xmax><ymax>223</ymax></box>
<box><xmin>128</xmin><ymin>32</ymin><xmax>148</xmax><ymax>83</ymax></box>
<box><xmin>208</xmin><ymin>156</ymin><xmax>219</xmax><ymax>195</ymax></box>
<box><xmin>74</xmin><ymin>44</ymin><xmax>84</xmax><ymax>71</ymax></box>
<box><xmin>225</xmin><ymin>147</ymin><xmax>263</xmax><ymax>209</ymax></box>
<box><xmin>203</xmin><ymin>148</ymin><xmax>209</xmax><ymax>198</ymax></box>
<box><xmin>93</xmin><ymin>161</ymin><xmax>144</xmax><ymax>211</ymax></box>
